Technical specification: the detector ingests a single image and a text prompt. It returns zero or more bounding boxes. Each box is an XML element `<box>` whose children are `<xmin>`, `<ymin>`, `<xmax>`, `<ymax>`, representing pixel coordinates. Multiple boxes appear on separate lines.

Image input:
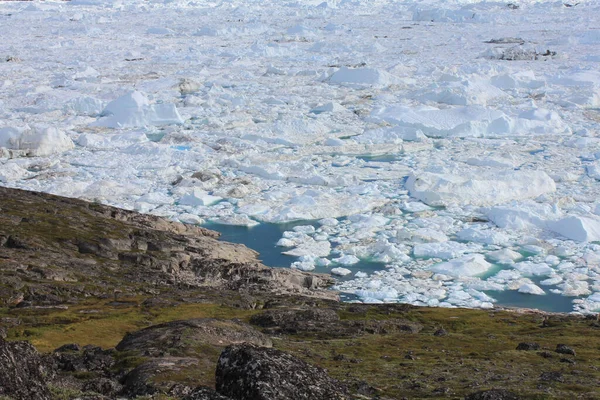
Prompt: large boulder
<box><xmin>116</xmin><ymin>318</ymin><xmax>272</xmax><ymax>357</ymax></box>
<box><xmin>121</xmin><ymin>357</ymin><xmax>198</xmax><ymax>397</ymax></box>
<box><xmin>183</xmin><ymin>386</ymin><xmax>232</xmax><ymax>400</ymax></box>
<box><xmin>0</xmin><ymin>337</ymin><xmax>52</xmax><ymax>400</ymax></box>
<box><xmin>215</xmin><ymin>343</ymin><xmax>348</xmax><ymax>400</ymax></box>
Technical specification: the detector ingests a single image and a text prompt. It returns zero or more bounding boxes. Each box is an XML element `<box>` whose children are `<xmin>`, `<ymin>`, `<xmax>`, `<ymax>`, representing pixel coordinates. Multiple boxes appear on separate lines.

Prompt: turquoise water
<box><xmin>204</xmin><ymin>221</ymin><xmax>386</xmax><ymax>282</ymax></box>
<box><xmin>205</xmin><ymin>221</ymin><xmax>578</xmax><ymax>312</ymax></box>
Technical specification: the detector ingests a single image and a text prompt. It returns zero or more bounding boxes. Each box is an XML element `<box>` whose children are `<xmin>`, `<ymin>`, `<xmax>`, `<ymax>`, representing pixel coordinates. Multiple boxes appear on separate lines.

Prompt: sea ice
<box><xmin>331</xmin><ymin>267</ymin><xmax>352</xmax><ymax>276</ymax></box>
<box><xmin>413</xmin><ymin>242</ymin><xmax>468</xmax><ymax>260</ymax></box>
<box><xmin>548</xmin><ymin>215</ymin><xmax>600</xmax><ymax>242</ymax></box>
<box><xmin>429</xmin><ymin>254</ymin><xmax>492</xmax><ymax>277</ymax></box>
<box><xmin>406</xmin><ymin>169</ymin><xmax>556</xmax><ymax>207</ymax></box>
<box><xmin>328</xmin><ymin>67</ymin><xmax>403</xmax><ymax>88</ymax></box>
<box><xmin>486</xmin><ymin>248</ymin><xmax>522</xmax><ymax>264</ymax></box>
<box><xmin>91</xmin><ymin>91</ymin><xmax>183</xmax><ymax>128</ymax></box>
<box><xmin>0</xmin><ymin>162</ymin><xmax>29</xmax><ymax>182</ymax></box>
<box><xmin>0</xmin><ymin>125</ymin><xmax>74</xmax><ymax>157</ymax></box>
<box><xmin>179</xmin><ymin>189</ymin><xmax>222</xmax><ymax>207</ymax></box>
<box><xmin>282</xmin><ymin>240</ymin><xmax>331</xmax><ymax>258</ymax></box>
<box><xmin>518</xmin><ymin>283</ymin><xmax>545</xmax><ymax>295</ymax></box>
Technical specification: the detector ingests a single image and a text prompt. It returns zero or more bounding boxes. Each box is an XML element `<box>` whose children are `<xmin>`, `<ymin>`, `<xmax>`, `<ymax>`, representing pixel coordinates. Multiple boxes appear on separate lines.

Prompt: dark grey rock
<box><xmin>82</xmin><ymin>377</ymin><xmax>123</xmax><ymax>397</ymax></box>
<box><xmin>0</xmin><ymin>337</ymin><xmax>51</xmax><ymax>400</ymax></box>
<box><xmin>216</xmin><ymin>343</ymin><xmax>349</xmax><ymax>400</ymax></box>
<box><xmin>52</xmin><ymin>345</ymin><xmax>115</xmax><ymax>374</ymax></box>
<box><xmin>516</xmin><ymin>342</ymin><xmax>540</xmax><ymax>351</ymax></box>
<box><xmin>434</xmin><ymin>328</ymin><xmax>448</xmax><ymax>337</ymax></box>
<box><xmin>555</xmin><ymin>344</ymin><xmax>576</xmax><ymax>356</ymax></box>
<box><xmin>540</xmin><ymin>371</ymin><xmax>564</xmax><ymax>382</ymax></box>
<box><xmin>464</xmin><ymin>388</ymin><xmax>521</xmax><ymax>400</ymax></box>
<box><xmin>121</xmin><ymin>357</ymin><xmax>199</xmax><ymax>397</ymax></box>
<box><xmin>183</xmin><ymin>386</ymin><xmax>233</xmax><ymax>400</ymax></box>
<box><xmin>54</xmin><ymin>343</ymin><xmax>81</xmax><ymax>353</ymax></box>
<box><xmin>538</xmin><ymin>351</ymin><xmax>553</xmax><ymax>359</ymax></box>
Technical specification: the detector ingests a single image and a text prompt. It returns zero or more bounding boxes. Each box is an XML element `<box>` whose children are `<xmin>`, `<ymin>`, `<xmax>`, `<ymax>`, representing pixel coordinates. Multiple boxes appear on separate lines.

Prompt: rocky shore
<box><xmin>1</xmin><ymin>187</ymin><xmax>599</xmax><ymax>400</ymax></box>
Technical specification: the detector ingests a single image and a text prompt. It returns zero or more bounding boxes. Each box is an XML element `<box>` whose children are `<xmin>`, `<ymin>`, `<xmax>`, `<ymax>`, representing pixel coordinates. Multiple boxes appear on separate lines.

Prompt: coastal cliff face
<box><xmin>0</xmin><ymin>188</ymin><xmax>599</xmax><ymax>400</ymax></box>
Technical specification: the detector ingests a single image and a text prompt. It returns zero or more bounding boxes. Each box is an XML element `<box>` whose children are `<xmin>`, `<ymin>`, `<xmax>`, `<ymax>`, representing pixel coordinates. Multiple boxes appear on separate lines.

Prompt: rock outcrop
<box><xmin>116</xmin><ymin>318</ymin><xmax>272</xmax><ymax>357</ymax></box>
<box><xmin>0</xmin><ymin>186</ymin><xmax>336</xmax><ymax>308</ymax></box>
<box><xmin>0</xmin><ymin>337</ymin><xmax>51</xmax><ymax>400</ymax></box>
<box><xmin>215</xmin><ymin>343</ymin><xmax>349</xmax><ymax>400</ymax></box>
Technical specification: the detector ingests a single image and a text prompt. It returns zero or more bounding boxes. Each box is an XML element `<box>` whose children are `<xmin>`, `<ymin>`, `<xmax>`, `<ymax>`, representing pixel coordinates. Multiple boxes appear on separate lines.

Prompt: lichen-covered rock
<box><xmin>0</xmin><ymin>337</ymin><xmax>51</xmax><ymax>400</ymax></box>
<box><xmin>216</xmin><ymin>343</ymin><xmax>349</xmax><ymax>400</ymax></box>
<box><xmin>555</xmin><ymin>344</ymin><xmax>576</xmax><ymax>356</ymax></box>
<box><xmin>183</xmin><ymin>386</ymin><xmax>232</xmax><ymax>400</ymax></box>
<box><xmin>121</xmin><ymin>357</ymin><xmax>199</xmax><ymax>397</ymax></box>
<box><xmin>465</xmin><ymin>389</ymin><xmax>521</xmax><ymax>400</ymax></box>
<box><xmin>52</xmin><ymin>345</ymin><xmax>115</xmax><ymax>374</ymax></box>
<box><xmin>116</xmin><ymin>318</ymin><xmax>272</xmax><ymax>357</ymax></box>
<box><xmin>82</xmin><ymin>377</ymin><xmax>123</xmax><ymax>397</ymax></box>
<box><xmin>516</xmin><ymin>342</ymin><xmax>540</xmax><ymax>351</ymax></box>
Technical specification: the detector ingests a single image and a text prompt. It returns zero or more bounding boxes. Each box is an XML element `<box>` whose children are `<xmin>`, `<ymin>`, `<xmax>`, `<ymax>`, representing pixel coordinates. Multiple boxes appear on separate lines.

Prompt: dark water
<box><xmin>205</xmin><ymin>222</ymin><xmax>578</xmax><ymax>312</ymax></box>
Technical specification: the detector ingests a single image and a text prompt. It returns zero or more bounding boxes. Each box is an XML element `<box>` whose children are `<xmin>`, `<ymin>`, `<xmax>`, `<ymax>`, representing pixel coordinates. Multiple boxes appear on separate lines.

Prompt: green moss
<box><xmin>48</xmin><ymin>385</ymin><xmax>84</xmax><ymax>400</ymax></box>
<box><xmin>113</xmin><ymin>350</ymin><xmax>149</xmax><ymax>372</ymax></box>
<box><xmin>3</xmin><ymin>294</ymin><xmax>599</xmax><ymax>399</ymax></box>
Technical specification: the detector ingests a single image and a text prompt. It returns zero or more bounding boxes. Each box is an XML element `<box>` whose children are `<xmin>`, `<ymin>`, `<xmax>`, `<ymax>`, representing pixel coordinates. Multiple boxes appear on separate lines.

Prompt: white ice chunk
<box><xmin>310</xmin><ymin>102</ymin><xmax>345</xmax><ymax>114</ymax></box>
<box><xmin>293</xmin><ymin>225</ymin><xmax>316</xmax><ymax>234</ymax></box>
<box><xmin>413</xmin><ymin>241</ymin><xmax>468</xmax><ymax>260</ymax></box>
<box><xmin>318</xmin><ymin>218</ymin><xmax>339</xmax><ymax>226</ymax></box>
<box><xmin>291</xmin><ymin>261</ymin><xmax>315</xmax><ymax>272</ymax></box>
<box><xmin>333</xmin><ymin>254</ymin><xmax>360</xmax><ymax>265</ymax></box>
<box><xmin>513</xmin><ymin>262</ymin><xmax>554</xmax><ymax>277</ymax></box>
<box><xmin>92</xmin><ymin>91</ymin><xmax>183</xmax><ymax>128</ymax></box>
<box><xmin>406</xmin><ymin>169</ymin><xmax>556</xmax><ymax>207</ymax></box>
<box><xmin>354</xmin><ymin>288</ymin><xmax>399</xmax><ymax>301</ymax></box>
<box><xmin>371</xmin><ymin>105</ymin><xmax>511</xmax><ymax>138</ymax></box>
<box><xmin>548</xmin><ymin>215</ymin><xmax>600</xmax><ymax>242</ymax></box>
<box><xmin>283</xmin><ymin>240</ymin><xmax>331</xmax><ymax>257</ymax></box>
<box><xmin>328</xmin><ymin>67</ymin><xmax>403</xmax><ymax>88</ymax></box>
<box><xmin>210</xmin><ymin>215</ymin><xmax>259</xmax><ymax>227</ymax></box>
<box><xmin>457</xmin><ymin>227</ymin><xmax>510</xmax><ymax>245</ymax></box>
<box><xmin>0</xmin><ymin>125</ymin><xmax>74</xmax><ymax>157</ymax></box>
<box><xmin>64</xmin><ymin>96</ymin><xmax>105</xmax><ymax>117</ymax></box>
<box><xmin>558</xmin><ymin>281</ymin><xmax>591</xmax><ymax>297</ymax></box>
<box><xmin>178</xmin><ymin>213</ymin><xmax>204</xmax><ymax>225</ymax></box>
<box><xmin>486</xmin><ymin>248</ymin><xmax>522</xmax><ymax>264</ymax></box>
<box><xmin>540</xmin><ymin>276</ymin><xmax>563</xmax><ymax>286</ymax></box>
<box><xmin>0</xmin><ymin>162</ymin><xmax>29</xmax><ymax>182</ymax></box>
<box><xmin>331</xmin><ymin>267</ymin><xmax>352</xmax><ymax>276</ymax></box>
<box><xmin>430</xmin><ymin>254</ymin><xmax>492</xmax><ymax>277</ymax></box>
<box><xmin>518</xmin><ymin>283</ymin><xmax>545</xmax><ymax>295</ymax></box>
<box><xmin>179</xmin><ymin>189</ymin><xmax>222</xmax><ymax>206</ymax></box>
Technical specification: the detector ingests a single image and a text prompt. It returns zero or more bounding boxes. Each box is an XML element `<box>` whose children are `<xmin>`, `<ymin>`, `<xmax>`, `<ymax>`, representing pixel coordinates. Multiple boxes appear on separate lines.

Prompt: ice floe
<box><xmin>2</xmin><ymin>0</ymin><xmax>600</xmax><ymax>313</ymax></box>
<box><xmin>406</xmin><ymin>169</ymin><xmax>556</xmax><ymax>207</ymax></box>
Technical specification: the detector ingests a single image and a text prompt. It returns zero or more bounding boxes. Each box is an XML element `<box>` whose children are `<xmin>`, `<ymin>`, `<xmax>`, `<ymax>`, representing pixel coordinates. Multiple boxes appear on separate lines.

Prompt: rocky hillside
<box><xmin>0</xmin><ymin>187</ymin><xmax>599</xmax><ymax>400</ymax></box>
<box><xmin>0</xmin><ymin>186</ymin><xmax>336</xmax><ymax>308</ymax></box>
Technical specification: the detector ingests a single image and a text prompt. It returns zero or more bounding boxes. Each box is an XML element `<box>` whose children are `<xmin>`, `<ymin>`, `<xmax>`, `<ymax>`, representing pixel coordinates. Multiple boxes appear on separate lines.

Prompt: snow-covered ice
<box><xmin>2</xmin><ymin>0</ymin><xmax>600</xmax><ymax>313</ymax></box>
